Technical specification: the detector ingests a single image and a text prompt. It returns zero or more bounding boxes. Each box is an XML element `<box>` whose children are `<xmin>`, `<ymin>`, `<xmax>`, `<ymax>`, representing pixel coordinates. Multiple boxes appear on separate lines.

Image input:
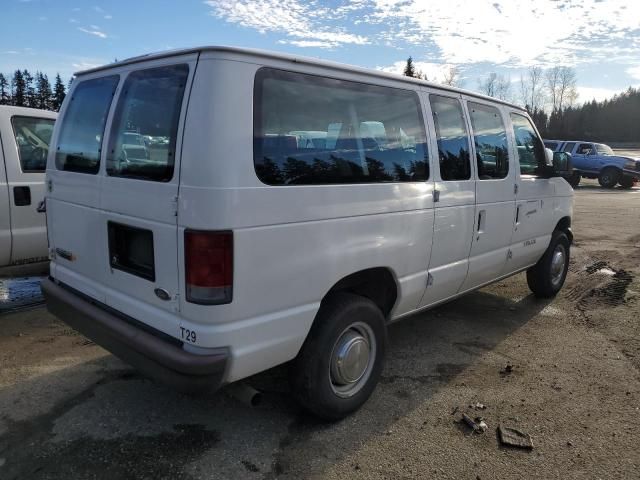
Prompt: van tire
<box><xmin>619</xmin><ymin>176</ymin><xmax>634</xmax><ymax>189</ymax></box>
<box><xmin>598</xmin><ymin>167</ymin><xmax>620</xmax><ymax>188</ymax></box>
<box><xmin>290</xmin><ymin>292</ymin><xmax>386</xmax><ymax>421</ymax></box>
<box><xmin>526</xmin><ymin>231</ymin><xmax>570</xmax><ymax>298</ymax></box>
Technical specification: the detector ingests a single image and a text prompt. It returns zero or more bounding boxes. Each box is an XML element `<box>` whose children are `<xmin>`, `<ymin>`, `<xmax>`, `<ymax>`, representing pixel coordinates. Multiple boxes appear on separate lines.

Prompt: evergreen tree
<box><xmin>0</xmin><ymin>73</ymin><xmax>9</xmax><ymax>105</ymax></box>
<box><xmin>403</xmin><ymin>57</ymin><xmax>416</xmax><ymax>78</ymax></box>
<box><xmin>35</xmin><ymin>72</ymin><xmax>52</xmax><ymax>109</ymax></box>
<box><xmin>23</xmin><ymin>69</ymin><xmax>36</xmax><ymax>108</ymax></box>
<box><xmin>52</xmin><ymin>73</ymin><xmax>66</xmax><ymax>111</ymax></box>
<box><xmin>11</xmin><ymin>70</ymin><xmax>26</xmax><ymax>106</ymax></box>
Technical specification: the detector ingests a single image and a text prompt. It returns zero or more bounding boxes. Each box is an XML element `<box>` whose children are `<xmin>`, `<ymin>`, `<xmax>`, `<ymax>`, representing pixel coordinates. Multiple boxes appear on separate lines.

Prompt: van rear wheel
<box><xmin>290</xmin><ymin>292</ymin><xmax>386</xmax><ymax>421</ymax></box>
<box><xmin>526</xmin><ymin>231</ymin><xmax>570</xmax><ymax>298</ymax></box>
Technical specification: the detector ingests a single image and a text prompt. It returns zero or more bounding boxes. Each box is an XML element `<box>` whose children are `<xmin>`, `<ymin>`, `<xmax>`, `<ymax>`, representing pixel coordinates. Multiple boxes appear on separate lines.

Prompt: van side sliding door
<box><xmin>417</xmin><ymin>92</ymin><xmax>475</xmax><ymax>308</ymax></box>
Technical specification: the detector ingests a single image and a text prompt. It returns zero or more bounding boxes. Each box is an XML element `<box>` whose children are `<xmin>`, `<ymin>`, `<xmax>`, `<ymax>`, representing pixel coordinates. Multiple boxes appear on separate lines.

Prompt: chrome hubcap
<box><xmin>330</xmin><ymin>322</ymin><xmax>375</xmax><ymax>398</ymax></box>
<box><xmin>550</xmin><ymin>244</ymin><xmax>566</xmax><ymax>287</ymax></box>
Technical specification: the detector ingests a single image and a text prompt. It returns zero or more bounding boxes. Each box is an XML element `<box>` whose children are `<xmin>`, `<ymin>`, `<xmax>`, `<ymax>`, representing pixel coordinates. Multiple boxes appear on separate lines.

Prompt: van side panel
<box><xmin>0</xmin><ymin>131</ymin><xmax>11</xmax><ymax>267</ymax></box>
<box><xmin>178</xmin><ymin>57</ymin><xmax>436</xmax><ymax>381</ymax></box>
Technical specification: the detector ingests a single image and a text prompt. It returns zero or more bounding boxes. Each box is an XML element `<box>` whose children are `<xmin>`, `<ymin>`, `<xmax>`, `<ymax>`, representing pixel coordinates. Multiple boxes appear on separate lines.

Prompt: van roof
<box><xmin>75</xmin><ymin>45</ymin><xmax>526</xmax><ymax>112</ymax></box>
<box><xmin>0</xmin><ymin>105</ymin><xmax>57</xmax><ymax>118</ymax></box>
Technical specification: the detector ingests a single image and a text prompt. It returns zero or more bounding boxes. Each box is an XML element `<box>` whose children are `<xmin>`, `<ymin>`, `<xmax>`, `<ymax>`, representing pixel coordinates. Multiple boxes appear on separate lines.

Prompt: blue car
<box><xmin>544</xmin><ymin>140</ymin><xmax>640</xmax><ymax>188</ymax></box>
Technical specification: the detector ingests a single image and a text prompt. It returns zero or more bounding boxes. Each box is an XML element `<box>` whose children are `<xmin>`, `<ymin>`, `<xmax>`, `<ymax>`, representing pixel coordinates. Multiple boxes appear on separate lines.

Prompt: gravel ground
<box><xmin>0</xmin><ymin>180</ymin><xmax>639</xmax><ymax>480</ymax></box>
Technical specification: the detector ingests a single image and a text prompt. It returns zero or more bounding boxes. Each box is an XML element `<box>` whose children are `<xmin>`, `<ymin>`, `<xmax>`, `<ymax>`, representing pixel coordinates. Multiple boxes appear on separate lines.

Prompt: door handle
<box><xmin>37</xmin><ymin>199</ymin><xmax>46</xmax><ymax>213</ymax></box>
<box><xmin>476</xmin><ymin>210</ymin><xmax>486</xmax><ymax>240</ymax></box>
<box><xmin>13</xmin><ymin>186</ymin><xmax>31</xmax><ymax>206</ymax></box>
<box><xmin>515</xmin><ymin>205</ymin><xmax>521</xmax><ymax>224</ymax></box>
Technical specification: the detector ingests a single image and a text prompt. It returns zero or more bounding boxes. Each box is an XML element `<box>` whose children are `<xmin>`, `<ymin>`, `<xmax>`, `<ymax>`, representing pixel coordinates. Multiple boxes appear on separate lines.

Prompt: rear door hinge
<box><xmin>514</xmin><ymin>183</ymin><xmax>519</xmax><ymax>195</ymax></box>
<box><xmin>171</xmin><ymin>196</ymin><xmax>179</xmax><ymax>217</ymax></box>
<box><xmin>433</xmin><ymin>189</ymin><xmax>440</xmax><ymax>203</ymax></box>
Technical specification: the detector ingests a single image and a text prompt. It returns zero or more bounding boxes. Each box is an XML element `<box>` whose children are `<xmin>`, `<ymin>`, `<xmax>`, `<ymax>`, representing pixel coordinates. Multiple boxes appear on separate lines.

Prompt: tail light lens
<box><xmin>185</xmin><ymin>230</ymin><xmax>233</xmax><ymax>304</ymax></box>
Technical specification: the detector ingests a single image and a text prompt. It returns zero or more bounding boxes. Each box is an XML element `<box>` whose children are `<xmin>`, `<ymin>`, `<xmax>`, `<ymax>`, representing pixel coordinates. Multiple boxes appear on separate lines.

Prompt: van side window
<box><xmin>55</xmin><ymin>75</ymin><xmax>119</xmax><ymax>174</ymax></box>
<box><xmin>468</xmin><ymin>102</ymin><xmax>509</xmax><ymax>180</ymax></box>
<box><xmin>510</xmin><ymin>113</ymin><xmax>545</xmax><ymax>176</ymax></box>
<box><xmin>107</xmin><ymin>64</ymin><xmax>189</xmax><ymax>182</ymax></box>
<box><xmin>11</xmin><ymin>116</ymin><xmax>55</xmax><ymax>172</ymax></box>
<box><xmin>429</xmin><ymin>95</ymin><xmax>471</xmax><ymax>181</ymax></box>
<box><xmin>254</xmin><ymin>68</ymin><xmax>428</xmax><ymax>185</ymax></box>
<box><xmin>562</xmin><ymin>142</ymin><xmax>576</xmax><ymax>153</ymax></box>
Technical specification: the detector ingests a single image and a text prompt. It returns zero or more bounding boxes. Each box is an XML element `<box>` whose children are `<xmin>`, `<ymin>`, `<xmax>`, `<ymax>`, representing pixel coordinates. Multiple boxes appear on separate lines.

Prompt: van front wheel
<box><xmin>290</xmin><ymin>292</ymin><xmax>386</xmax><ymax>421</ymax></box>
<box><xmin>526</xmin><ymin>231</ymin><xmax>570</xmax><ymax>298</ymax></box>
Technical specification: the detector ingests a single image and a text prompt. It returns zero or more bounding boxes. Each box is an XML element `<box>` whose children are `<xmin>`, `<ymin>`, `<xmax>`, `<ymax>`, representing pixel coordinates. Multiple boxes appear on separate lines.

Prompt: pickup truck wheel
<box><xmin>568</xmin><ymin>172</ymin><xmax>580</xmax><ymax>188</ymax></box>
<box><xmin>598</xmin><ymin>168</ymin><xmax>620</xmax><ymax>188</ymax></box>
<box><xmin>526</xmin><ymin>231</ymin><xmax>570</xmax><ymax>298</ymax></box>
<box><xmin>290</xmin><ymin>292</ymin><xmax>386</xmax><ymax>421</ymax></box>
<box><xmin>619</xmin><ymin>176</ymin><xmax>635</xmax><ymax>189</ymax></box>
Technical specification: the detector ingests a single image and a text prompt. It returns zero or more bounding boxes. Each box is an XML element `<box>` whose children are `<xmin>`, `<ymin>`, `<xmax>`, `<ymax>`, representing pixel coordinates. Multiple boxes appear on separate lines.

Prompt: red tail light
<box><xmin>185</xmin><ymin>230</ymin><xmax>233</xmax><ymax>304</ymax></box>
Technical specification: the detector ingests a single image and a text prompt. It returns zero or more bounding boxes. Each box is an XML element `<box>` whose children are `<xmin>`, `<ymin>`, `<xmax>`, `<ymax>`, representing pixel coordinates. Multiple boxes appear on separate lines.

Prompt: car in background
<box><xmin>0</xmin><ymin>106</ymin><xmax>57</xmax><ymax>272</ymax></box>
<box><xmin>543</xmin><ymin>139</ymin><xmax>640</xmax><ymax>188</ymax></box>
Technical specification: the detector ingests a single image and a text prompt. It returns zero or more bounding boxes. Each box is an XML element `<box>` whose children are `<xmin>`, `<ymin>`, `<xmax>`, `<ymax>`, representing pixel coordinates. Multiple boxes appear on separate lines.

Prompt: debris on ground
<box><xmin>461</xmin><ymin>413</ymin><xmax>488</xmax><ymax>434</ymax></box>
<box><xmin>497</xmin><ymin>425</ymin><xmax>534</xmax><ymax>449</ymax></box>
<box><xmin>469</xmin><ymin>402</ymin><xmax>487</xmax><ymax>410</ymax></box>
<box><xmin>500</xmin><ymin>364</ymin><xmax>514</xmax><ymax>376</ymax></box>
<box><xmin>476</xmin><ymin>418</ymin><xmax>488</xmax><ymax>432</ymax></box>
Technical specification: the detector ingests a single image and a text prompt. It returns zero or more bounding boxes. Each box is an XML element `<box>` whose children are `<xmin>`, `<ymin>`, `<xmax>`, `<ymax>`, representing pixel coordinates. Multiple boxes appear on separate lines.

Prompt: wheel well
<box><xmin>324</xmin><ymin>267</ymin><xmax>398</xmax><ymax>319</ymax></box>
<box><xmin>555</xmin><ymin>216</ymin><xmax>573</xmax><ymax>244</ymax></box>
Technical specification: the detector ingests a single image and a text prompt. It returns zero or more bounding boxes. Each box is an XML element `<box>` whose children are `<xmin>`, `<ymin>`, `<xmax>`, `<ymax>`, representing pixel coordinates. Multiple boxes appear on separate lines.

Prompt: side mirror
<box><xmin>553</xmin><ymin>151</ymin><xmax>573</xmax><ymax>176</ymax></box>
<box><xmin>544</xmin><ymin>147</ymin><xmax>554</xmax><ymax>166</ymax></box>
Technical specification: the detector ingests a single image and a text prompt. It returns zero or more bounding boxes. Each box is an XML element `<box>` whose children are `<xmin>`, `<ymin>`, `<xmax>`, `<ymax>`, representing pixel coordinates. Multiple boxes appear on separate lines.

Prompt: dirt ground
<box><xmin>1</xmin><ymin>180</ymin><xmax>639</xmax><ymax>480</ymax></box>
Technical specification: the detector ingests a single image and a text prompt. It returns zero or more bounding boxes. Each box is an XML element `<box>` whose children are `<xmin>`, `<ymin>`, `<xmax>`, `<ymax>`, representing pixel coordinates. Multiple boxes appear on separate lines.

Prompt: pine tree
<box><xmin>52</xmin><ymin>73</ymin><xmax>66</xmax><ymax>111</ymax></box>
<box><xmin>403</xmin><ymin>57</ymin><xmax>416</xmax><ymax>78</ymax></box>
<box><xmin>36</xmin><ymin>72</ymin><xmax>53</xmax><ymax>110</ymax></box>
<box><xmin>23</xmin><ymin>69</ymin><xmax>36</xmax><ymax>108</ymax></box>
<box><xmin>11</xmin><ymin>70</ymin><xmax>26</xmax><ymax>106</ymax></box>
<box><xmin>0</xmin><ymin>74</ymin><xmax>9</xmax><ymax>105</ymax></box>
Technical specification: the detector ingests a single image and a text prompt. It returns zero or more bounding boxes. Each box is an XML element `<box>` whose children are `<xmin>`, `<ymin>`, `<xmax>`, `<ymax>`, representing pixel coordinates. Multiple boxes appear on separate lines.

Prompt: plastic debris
<box><xmin>461</xmin><ymin>413</ymin><xmax>483</xmax><ymax>433</ymax></box>
<box><xmin>497</xmin><ymin>425</ymin><xmax>534</xmax><ymax>449</ymax></box>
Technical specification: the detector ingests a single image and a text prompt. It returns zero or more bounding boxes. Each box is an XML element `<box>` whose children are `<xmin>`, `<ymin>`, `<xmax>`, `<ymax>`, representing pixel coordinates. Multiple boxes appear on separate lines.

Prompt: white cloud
<box><xmin>1</xmin><ymin>50</ymin><xmax>20</xmax><ymax>55</ymax></box>
<box><xmin>78</xmin><ymin>26</ymin><xmax>108</xmax><ymax>39</ymax></box>
<box><xmin>203</xmin><ymin>0</ymin><xmax>368</xmax><ymax>46</ymax></box>
<box><xmin>377</xmin><ymin>60</ymin><xmax>459</xmax><ymax>83</ymax></box>
<box><xmin>104</xmin><ymin>14</ymin><xmax>112</xmax><ymax>20</ymax></box>
<box><xmin>576</xmin><ymin>86</ymin><xmax>628</xmax><ymax>104</ymax></box>
<box><xmin>627</xmin><ymin>66</ymin><xmax>640</xmax><ymax>81</ymax></box>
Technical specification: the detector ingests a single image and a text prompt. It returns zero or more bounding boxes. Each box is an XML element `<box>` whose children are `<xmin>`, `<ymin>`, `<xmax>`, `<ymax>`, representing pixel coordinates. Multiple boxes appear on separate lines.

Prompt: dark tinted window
<box><xmin>55</xmin><ymin>76</ymin><xmax>119</xmax><ymax>174</ymax></box>
<box><xmin>544</xmin><ymin>141</ymin><xmax>558</xmax><ymax>150</ymax></box>
<box><xmin>254</xmin><ymin>68</ymin><xmax>428</xmax><ymax>185</ymax></box>
<box><xmin>562</xmin><ymin>142</ymin><xmax>576</xmax><ymax>153</ymax></box>
<box><xmin>510</xmin><ymin>113</ymin><xmax>545</xmax><ymax>175</ymax></box>
<box><xmin>11</xmin><ymin>116</ymin><xmax>55</xmax><ymax>172</ymax></box>
<box><xmin>107</xmin><ymin>64</ymin><xmax>189</xmax><ymax>182</ymax></box>
<box><xmin>429</xmin><ymin>95</ymin><xmax>471</xmax><ymax>181</ymax></box>
<box><xmin>468</xmin><ymin>102</ymin><xmax>509</xmax><ymax>180</ymax></box>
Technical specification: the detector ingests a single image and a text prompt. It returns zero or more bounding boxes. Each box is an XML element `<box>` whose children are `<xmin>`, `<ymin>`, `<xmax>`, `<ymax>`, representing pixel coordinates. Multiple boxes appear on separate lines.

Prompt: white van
<box><xmin>42</xmin><ymin>47</ymin><xmax>573</xmax><ymax>419</ymax></box>
<box><xmin>0</xmin><ymin>106</ymin><xmax>56</xmax><ymax>271</ymax></box>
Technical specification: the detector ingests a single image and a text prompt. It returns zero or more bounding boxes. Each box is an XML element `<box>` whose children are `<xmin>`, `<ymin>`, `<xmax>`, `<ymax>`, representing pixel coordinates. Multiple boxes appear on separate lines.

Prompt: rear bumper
<box><xmin>41</xmin><ymin>278</ymin><xmax>229</xmax><ymax>393</ymax></box>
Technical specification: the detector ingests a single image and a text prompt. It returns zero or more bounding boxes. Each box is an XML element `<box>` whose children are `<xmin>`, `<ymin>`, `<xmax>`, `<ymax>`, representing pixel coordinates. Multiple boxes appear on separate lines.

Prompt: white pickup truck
<box><xmin>0</xmin><ymin>106</ymin><xmax>56</xmax><ymax>271</ymax></box>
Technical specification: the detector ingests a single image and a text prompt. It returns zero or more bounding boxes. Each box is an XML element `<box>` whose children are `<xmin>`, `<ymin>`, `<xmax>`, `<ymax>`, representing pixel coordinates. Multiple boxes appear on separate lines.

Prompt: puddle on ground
<box><xmin>0</xmin><ymin>276</ymin><xmax>45</xmax><ymax>313</ymax></box>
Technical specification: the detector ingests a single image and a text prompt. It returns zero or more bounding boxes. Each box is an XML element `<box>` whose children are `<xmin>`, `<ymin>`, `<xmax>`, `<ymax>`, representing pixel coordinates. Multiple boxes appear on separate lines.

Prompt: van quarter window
<box><xmin>106</xmin><ymin>64</ymin><xmax>189</xmax><ymax>182</ymax></box>
<box><xmin>429</xmin><ymin>95</ymin><xmax>471</xmax><ymax>181</ymax></box>
<box><xmin>55</xmin><ymin>75</ymin><xmax>119</xmax><ymax>174</ymax></box>
<box><xmin>254</xmin><ymin>68</ymin><xmax>428</xmax><ymax>185</ymax></box>
<box><xmin>11</xmin><ymin>116</ymin><xmax>55</xmax><ymax>172</ymax></box>
<box><xmin>510</xmin><ymin>113</ymin><xmax>545</xmax><ymax>175</ymax></box>
<box><xmin>468</xmin><ymin>102</ymin><xmax>509</xmax><ymax>180</ymax></box>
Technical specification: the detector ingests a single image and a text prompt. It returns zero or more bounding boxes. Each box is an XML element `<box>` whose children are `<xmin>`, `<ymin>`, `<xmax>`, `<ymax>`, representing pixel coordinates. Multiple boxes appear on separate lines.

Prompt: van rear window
<box><xmin>55</xmin><ymin>75</ymin><xmax>119</xmax><ymax>174</ymax></box>
<box><xmin>254</xmin><ymin>68</ymin><xmax>428</xmax><ymax>185</ymax></box>
<box><xmin>106</xmin><ymin>64</ymin><xmax>189</xmax><ymax>182</ymax></box>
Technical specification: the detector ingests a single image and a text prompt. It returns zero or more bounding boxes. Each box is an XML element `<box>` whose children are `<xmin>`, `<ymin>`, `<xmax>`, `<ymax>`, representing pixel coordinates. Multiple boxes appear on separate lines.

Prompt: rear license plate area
<box><xmin>108</xmin><ymin>222</ymin><xmax>155</xmax><ymax>281</ymax></box>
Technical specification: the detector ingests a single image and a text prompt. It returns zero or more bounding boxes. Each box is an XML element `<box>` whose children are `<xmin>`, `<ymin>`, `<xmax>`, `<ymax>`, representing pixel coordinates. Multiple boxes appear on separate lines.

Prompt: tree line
<box><xmin>402</xmin><ymin>57</ymin><xmax>639</xmax><ymax>143</ymax></box>
<box><xmin>0</xmin><ymin>70</ymin><xmax>68</xmax><ymax>111</ymax></box>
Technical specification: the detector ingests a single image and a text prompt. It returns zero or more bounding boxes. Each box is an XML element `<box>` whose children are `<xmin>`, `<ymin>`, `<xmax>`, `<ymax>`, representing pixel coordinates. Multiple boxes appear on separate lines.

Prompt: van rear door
<box><xmin>48</xmin><ymin>55</ymin><xmax>196</xmax><ymax>327</ymax></box>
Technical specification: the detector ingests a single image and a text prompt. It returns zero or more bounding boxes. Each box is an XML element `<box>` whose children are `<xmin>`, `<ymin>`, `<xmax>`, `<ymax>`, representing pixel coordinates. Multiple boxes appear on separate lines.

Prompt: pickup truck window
<box><xmin>595</xmin><ymin>143</ymin><xmax>614</xmax><ymax>155</ymax></box>
<box><xmin>11</xmin><ymin>116</ymin><xmax>55</xmax><ymax>172</ymax></box>
<box><xmin>55</xmin><ymin>75</ymin><xmax>119</xmax><ymax>174</ymax></box>
<box><xmin>254</xmin><ymin>68</ymin><xmax>428</xmax><ymax>185</ymax></box>
<box><xmin>510</xmin><ymin>113</ymin><xmax>545</xmax><ymax>175</ymax></box>
<box><xmin>106</xmin><ymin>64</ymin><xmax>189</xmax><ymax>182</ymax></box>
<box><xmin>562</xmin><ymin>142</ymin><xmax>576</xmax><ymax>153</ymax></box>
<box><xmin>576</xmin><ymin>143</ymin><xmax>593</xmax><ymax>155</ymax></box>
<box><xmin>468</xmin><ymin>102</ymin><xmax>509</xmax><ymax>180</ymax></box>
<box><xmin>430</xmin><ymin>95</ymin><xmax>471</xmax><ymax>181</ymax></box>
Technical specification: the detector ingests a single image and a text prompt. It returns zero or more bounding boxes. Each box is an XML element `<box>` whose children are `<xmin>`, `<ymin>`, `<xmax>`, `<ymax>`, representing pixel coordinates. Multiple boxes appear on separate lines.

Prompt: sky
<box><xmin>1</xmin><ymin>0</ymin><xmax>639</xmax><ymax>106</ymax></box>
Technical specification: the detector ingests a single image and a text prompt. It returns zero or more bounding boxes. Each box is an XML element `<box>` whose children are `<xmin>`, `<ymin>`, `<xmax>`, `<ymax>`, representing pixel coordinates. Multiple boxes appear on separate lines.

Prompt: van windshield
<box><xmin>106</xmin><ymin>64</ymin><xmax>188</xmax><ymax>182</ymax></box>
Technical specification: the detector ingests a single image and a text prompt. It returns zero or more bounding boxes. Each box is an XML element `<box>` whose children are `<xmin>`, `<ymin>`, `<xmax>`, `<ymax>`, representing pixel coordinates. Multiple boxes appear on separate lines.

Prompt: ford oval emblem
<box><xmin>154</xmin><ymin>288</ymin><xmax>171</xmax><ymax>301</ymax></box>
